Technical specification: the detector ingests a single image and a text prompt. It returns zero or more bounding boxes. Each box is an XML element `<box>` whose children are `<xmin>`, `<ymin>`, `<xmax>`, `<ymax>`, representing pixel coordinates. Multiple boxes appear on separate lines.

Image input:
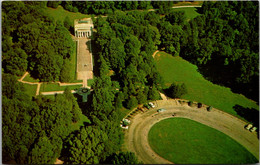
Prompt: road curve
<box><xmin>124</xmin><ymin>100</ymin><xmax>259</xmax><ymax>164</ymax></box>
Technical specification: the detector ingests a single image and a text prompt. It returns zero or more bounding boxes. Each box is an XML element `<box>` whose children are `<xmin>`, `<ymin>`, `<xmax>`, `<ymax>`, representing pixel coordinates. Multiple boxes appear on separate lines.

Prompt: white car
<box><xmin>120</xmin><ymin>124</ymin><xmax>129</xmax><ymax>130</ymax></box>
<box><xmin>149</xmin><ymin>102</ymin><xmax>155</xmax><ymax>108</ymax></box>
<box><xmin>250</xmin><ymin>127</ymin><xmax>257</xmax><ymax>132</ymax></box>
<box><xmin>245</xmin><ymin>124</ymin><xmax>253</xmax><ymax>130</ymax></box>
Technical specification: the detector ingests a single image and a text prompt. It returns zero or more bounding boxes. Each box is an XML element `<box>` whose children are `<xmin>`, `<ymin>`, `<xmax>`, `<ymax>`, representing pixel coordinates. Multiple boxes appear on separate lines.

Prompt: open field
<box><xmin>148</xmin><ymin>118</ymin><xmax>258</xmax><ymax>164</ymax></box>
<box><xmin>23</xmin><ymin>73</ymin><xmax>40</xmax><ymax>83</ymax></box>
<box><xmin>72</xmin><ymin>114</ymin><xmax>90</xmax><ymax>131</ymax></box>
<box><xmin>40</xmin><ymin>83</ymin><xmax>82</xmax><ymax>92</ymax></box>
<box><xmin>170</xmin><ymin>7</ymin><xmax>200</xmax><ymax>20</ymax></box>
<box><xmin>45</xmin><ymin>5</ymin><xmax>90</xmax><ymax>24</ymax></box>
<box><xmin>172</xmin><ymin>1</ymin><xmax>203</xmax><ymax>7</ymax></box>
<box><xmin>154</xmin><ymin>52</ymin><xmax>258</xmax><ymax>118</ymax></box>
<box><xmin>23</xmin><ymin>83</ymin><xmax>37</xmax><ymax>97</ymax></box>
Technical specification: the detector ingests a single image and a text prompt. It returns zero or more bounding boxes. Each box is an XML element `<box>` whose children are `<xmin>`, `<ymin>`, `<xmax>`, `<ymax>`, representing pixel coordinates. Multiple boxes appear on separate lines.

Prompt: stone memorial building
<box><xmin>74</xmin><ymin>18</ymin><xmax>93</xmax><ymax>38</ymax></box>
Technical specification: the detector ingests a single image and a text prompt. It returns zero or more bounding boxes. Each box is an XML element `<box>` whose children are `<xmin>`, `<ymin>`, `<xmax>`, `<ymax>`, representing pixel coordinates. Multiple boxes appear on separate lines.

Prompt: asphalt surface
<box><xmin>124</xmin><ymin>100</ymin><xmax>259</xmax><ymax>164</ymax></box>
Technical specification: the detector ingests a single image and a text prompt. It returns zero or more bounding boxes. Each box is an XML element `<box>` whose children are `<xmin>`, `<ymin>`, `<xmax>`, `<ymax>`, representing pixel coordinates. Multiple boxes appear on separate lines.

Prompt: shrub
<box><xmin>188</xmin><ymin>101</ymin><xmax>193</xmax><ymax>106</ymax></box>
<box><xmin>207</xmin><ymin>106</ymin><xmax>213</xmax><ymax>111</ymax></box>
<box><xmin>168</xmin><ymin>82</ymin><xmax>188</xmax><ymax>98</ymax></box>
<box><xmin>198</xmin><ymin>102</ymin><xmax>202</xmax><ymax>108</ymax></box>
<box><xmin>126</xmin><ymin>96</ymin><xmax>138</xmax><ymax>109</ymax></box>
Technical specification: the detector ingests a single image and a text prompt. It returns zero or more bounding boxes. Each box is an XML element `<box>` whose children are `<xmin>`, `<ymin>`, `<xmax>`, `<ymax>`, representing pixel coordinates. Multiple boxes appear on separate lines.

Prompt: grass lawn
<box><xmin>44</xmin><ymin>5</ymin><xmax>90</xmax><ymax>24</ymax></box>
<box><xmin>172</xmin><ymin>1</ymin><xmax>204</xmax><ymax>7</ymax></box>
<box><xmin>149</xmin><ymin>118</ymin><xmax>258</xmax><ymax>164</ymax></box>
<box><xmin>23</xmin><ymin>83</ymin><xmax>37</xmax><ymax>97</ymax></box>
<box><xmin>170</xmin><ymin>7</ymin><xmax>200</xmax><ymax>21</ymax></box>
<box><xmin>72</xmin><ymin>114</ymin><xmax>91</xmax><ymax>131</ymax></box>
<box><xmin>154</xmin><ymin>52</ymin><xmax>258</xmax><ymax>118</ymax></box>
<box><xmin>87</xmin><ymin>79</ymin><xmax>94</xmax><ymax>87</ymax></box>
<box><xmin>23</xmin><ymin>74</ymin><xmax>40</xmax><ymax>83</ymax></box>
<box><xmin>40</xmin><ymin>83</ymin><xmax>82</xmax><ymax>92</ymax></box>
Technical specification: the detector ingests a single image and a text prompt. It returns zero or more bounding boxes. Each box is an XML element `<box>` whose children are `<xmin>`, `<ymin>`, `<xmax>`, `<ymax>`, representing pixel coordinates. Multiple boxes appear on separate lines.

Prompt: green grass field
<box><xmin>40</xmin><ymin>83</ymin><xmax>82</xmax><ymax>92</ymax></box>
<box><xmin>23</xmin><ymin>74</ymin><xmax>40</xmax><ymax>83</ymax></box>
<box><xmin>149</xmin><ymin>118</ymin><xmax>258</xmax><ymax>164</ymax></box>
<box><xmin>23</xmin><ymin>83</ymin><xmax>37</xmax><ymax>97</ymax></box>
<box><xmin>170</xmin><ymin>7</ymin><xmax>200</xmax><ymax>21</ymax></box>
<box><xmin>87</xmin><ymin>79</ymin><xmax>94</xmax><ymax>87</ymax></box>
<box><xmin>72</xmin><ymin>114</ymin><xmax>91</xmax><ymax>131</ymax></box>
<box><xmin>154</xmin><ymin>52</ymin><xmax>258</xmax><ymax>118</ymax></box>
<box><xmin>44</xmin><ymin>5</ymin><xmax>90</xmax><ymax>24</ymax></box>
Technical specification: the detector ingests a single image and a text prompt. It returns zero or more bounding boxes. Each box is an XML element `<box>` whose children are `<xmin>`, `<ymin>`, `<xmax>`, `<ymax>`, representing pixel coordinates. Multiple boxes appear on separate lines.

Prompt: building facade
<box><xmin>74</xmin><ymin>18</ymin><xmax>94</xmax><ymax>38</ymax></box>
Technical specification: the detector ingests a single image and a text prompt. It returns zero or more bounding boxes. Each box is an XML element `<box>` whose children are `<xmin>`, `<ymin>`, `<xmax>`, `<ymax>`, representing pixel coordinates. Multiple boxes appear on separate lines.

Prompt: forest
<box><xmin>161</xmin><ymin>1</ymin><xmax>258</xmax><ymax>101</ymax></box>
<box><xmin>2</xmin><ymin>1</ymin><xmax>259</xmax><ymax>164</ymax></box>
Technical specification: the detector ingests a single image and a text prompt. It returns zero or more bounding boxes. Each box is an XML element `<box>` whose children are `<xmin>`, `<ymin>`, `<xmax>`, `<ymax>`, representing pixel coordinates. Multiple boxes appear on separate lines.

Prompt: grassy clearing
<box><xmin>23</xmin><ymin>84</ymin><xmax>37</xmax><ymax>97</ymax></box>
<box><xmin>170</xmin><ymin>7</ymin><xmax>200</xmax><ymax>20</ymax></box>
<box><xmin>72</xmin><ymin>114</ymin><xmax>91</xmax><ymax>131</ymax></box>
<box><xmin>149</xmin><ymin>118</ymin><xmax>258</xmax><ymax>164</ymax></box>
<box><xmin>154</xmin><ymin>52</ymin><xmax>258</xmax><ymax>117</ymax></box>
<box><xmin>23</xmin><ymin>74</ymin><xmax>40</xmax><ymax>83</ymax></box>
<box><xmin>172</xmin><ymin>1</ymin><xmax>203</xmax><ymax>7</ymax></box>
<box><xmin>44</xmin><ymin>5</ymin><xmax>90</xmax><ymax>24</ymax></box>
<box><xmin>40</xmin><ymin>83</ymin><xmax>82</xmax><ymax>92</ymax></box>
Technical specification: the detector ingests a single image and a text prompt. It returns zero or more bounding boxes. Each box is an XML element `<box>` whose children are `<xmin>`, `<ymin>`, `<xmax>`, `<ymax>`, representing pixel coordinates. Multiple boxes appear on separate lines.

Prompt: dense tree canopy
<box><xmin>2</xmin><ymin>1</ymin><xmax>74</xmax><ymax>82</ymax></box>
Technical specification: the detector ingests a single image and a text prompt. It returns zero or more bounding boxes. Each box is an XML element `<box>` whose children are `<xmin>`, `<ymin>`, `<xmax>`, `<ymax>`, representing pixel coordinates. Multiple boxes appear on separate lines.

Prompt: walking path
<box><xmin>76</xmin><ymin>38</ymin><xmax>93</xmax><ymax>87</ymax></box>
<box><xmin>152</xmin><ymin>50</ymin><xmax>159</xmax><ymax>58</ymax></box>
<box><xmin>124</xmin><ymin>99</ymin><xmax>259</xmax><ymax>164</ymax></box>
<box><xmin>18</xmin><ymin>72</ymin><xmax>85</xmax><ymax>96</ymax></box>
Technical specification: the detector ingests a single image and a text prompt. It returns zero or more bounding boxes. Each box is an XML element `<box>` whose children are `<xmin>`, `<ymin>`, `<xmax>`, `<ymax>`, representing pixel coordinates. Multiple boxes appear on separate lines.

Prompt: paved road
<box><xmin>124</xmin><ymin>100</ymin><xmax>259</xmax><ymax>164</ymax></box>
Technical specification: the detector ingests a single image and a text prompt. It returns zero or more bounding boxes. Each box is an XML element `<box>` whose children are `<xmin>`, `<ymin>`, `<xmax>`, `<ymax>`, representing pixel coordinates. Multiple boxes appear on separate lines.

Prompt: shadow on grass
<box><xmin>233</xmin><ymin>104</ymin><xmax>259</xmax><ymax>138</ymax></box>
<box><xmin>194</xmin><ymin>7</ymin><xmax>203</xmax><ymax>14</ymax></box>
<box><xmin>196</xmin><ymin>58</ymin><xmax>259</xmax><ymax>103</ymax></box>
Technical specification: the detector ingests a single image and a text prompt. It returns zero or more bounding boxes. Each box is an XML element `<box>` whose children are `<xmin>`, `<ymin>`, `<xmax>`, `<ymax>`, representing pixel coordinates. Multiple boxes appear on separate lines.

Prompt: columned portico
<box><xmin>74</xmin><ymin>18</ymin><xmax>93</xmax><ymax>38</ymax></box>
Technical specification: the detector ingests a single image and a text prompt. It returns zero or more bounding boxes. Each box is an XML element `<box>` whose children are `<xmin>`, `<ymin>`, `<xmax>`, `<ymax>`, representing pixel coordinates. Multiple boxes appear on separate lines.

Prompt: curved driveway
<box><xmin>124</xmin><ymin>100</ymin><xmax>259</xmax><ymax>164</ymax></box>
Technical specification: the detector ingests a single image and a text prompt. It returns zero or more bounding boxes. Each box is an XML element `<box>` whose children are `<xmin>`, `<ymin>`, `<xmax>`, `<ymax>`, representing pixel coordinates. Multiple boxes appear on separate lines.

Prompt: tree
<box><xmin>165</xmin><ymin>10</ymin><xmax>186</xmax><ymax>25</ymax></box>
<box><xmin>28</xmin><ymin>136</ymin><xmax>57</xmax><ymax>164</ymax></box>
<box><xmin>60</xmin><ymin>59</ymin><xmax>72</xmax><ymax>82</ymax></box>
<box><xmin>63</xmin><ymin>16</ymin><xmax>72</xmax><ymax>31</ymax></box>
<box><xmin>47</xmin><ymin>1</ymin><xmax>61</xmax><ymax>8</ymax></box>
<box><xmin>148</xmin><ymin>86</ymin><xmax>160</xmax><ymax>100</ymax></box>
<box><xmin>126</xmin><ymin>96</ymin><xmax>138</xmax><ymax>109</ymax></box>
<box><xmin>66</xmin><ymin>126</ymin><xmax>108</xmax><ymax>164</ymax></box>
<box><xmin>3</xmin><ymin>47</ymin><xmax>28</xmax><ymax>76</ymax></box>
<box><xmin>108</xmin><ymin>37</ymin><xmax>126</xmax><ymax>72</ymax></box>
<box><xmin>107</xmin><ymin>152</ymin><xmax>142</xmax><ymax>164</ymax></box>
<box><xmin>168</xmin><ymin>82</ymin><xmax>188</xmax><ymax>99</ymax></box>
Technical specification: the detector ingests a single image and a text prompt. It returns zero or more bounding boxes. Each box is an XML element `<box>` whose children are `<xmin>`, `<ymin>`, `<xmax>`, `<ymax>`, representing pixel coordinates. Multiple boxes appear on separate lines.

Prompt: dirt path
<box><xmin>41</xmin><ymin>90</ymin><xmax>77</xmax><ymax>96</ymax></box>
<box><xmin>124</xmin><ymin>100</ymin><xmax>259</xmax><ymax>164</ymax></box>
<box><xmin>148</xmin><ymin>5</ymin><xmax>201</xmax><ymax>12</ymax></box>
<box><xmin>159</xmin><ymin>92</ymin><xmax>168</xmax><ymax>101</ymax></box>
<box><xmin>152</xmin><ymin>50</ymin><xmax>159</xmax><ymax>58</ymax></box>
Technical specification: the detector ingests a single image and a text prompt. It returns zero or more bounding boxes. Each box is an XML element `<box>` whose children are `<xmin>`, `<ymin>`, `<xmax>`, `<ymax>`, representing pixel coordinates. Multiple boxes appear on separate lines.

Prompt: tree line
<box><xmin>158</xmin><ymin>1</ymin><xmax>259</xmax><ymax>101</ymax></box>
<box><xmin>48</xmin><ymin>1</ymin><xmax>176</xmax><ymax>15</ymax></box>
<box><xmin>2</xmin><ymin>1</ymin><xmax>141</xmax><ymax>164</ymax></box>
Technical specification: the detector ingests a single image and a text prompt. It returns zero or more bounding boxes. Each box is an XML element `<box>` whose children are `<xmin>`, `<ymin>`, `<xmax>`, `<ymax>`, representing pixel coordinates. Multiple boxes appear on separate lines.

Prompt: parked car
<box><xmin>149</xmin><ymin>102</ymin><xmax>155</xmax><ymax>108</ymax></box>
<box><xmin>250</xmin><ymin>127</ymin><xmax>257</xmax><ymax>132</ymax></box>
<box><xmin>157</xmin><ymin>108</ymin><xmax>166</xmax><ymax>113</ymax></box>
<box><xmin>245</xmin><ymin>124</ymin><xmax>253</xmax><ymax>130</ymax></box>
<box><xmin>143</xmin><ymin>104</ymin><xmax>150</xmax><ymax>109</ymax></box>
